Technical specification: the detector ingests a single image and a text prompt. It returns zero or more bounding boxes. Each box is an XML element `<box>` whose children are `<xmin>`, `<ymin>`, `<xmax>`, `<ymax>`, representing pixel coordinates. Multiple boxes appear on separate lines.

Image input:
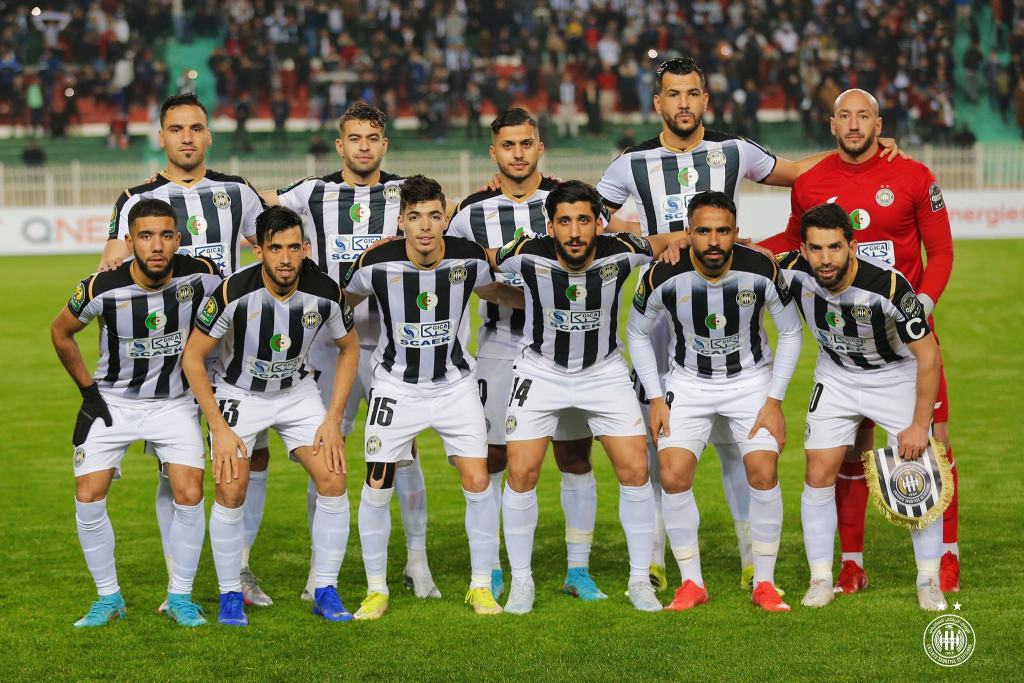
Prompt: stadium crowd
<box><xmin>2</xmin><ymin>0</ymin><xmax>1023</xmax><ymax>144</ymax></box>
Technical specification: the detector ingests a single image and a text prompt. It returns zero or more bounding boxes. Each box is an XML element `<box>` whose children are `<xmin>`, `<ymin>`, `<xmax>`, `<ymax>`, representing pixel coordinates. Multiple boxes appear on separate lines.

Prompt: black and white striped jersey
<box><xmin>596</xmin><ymin>131</ymin><xmax>777</xmax><ymax>235</ymax></box>
<box><xmin>494</xmin><ymin>232</ymin><xmax>653</xmax><ymax>372</ymax></box>
<box><xmin>277</xmin><ymin>170</ymin><xmax>405</xmax><ymax>347</ymax></box>
<box><xmin>447</xmin><ymin>177</ymin><xmax>558</xmax><ymax>359</ymax></box>
<box><xmin>627</xmin><ymin>244</ymin><xmax>803</xmax><ymax>400</ymax></box>
<box><xmin>196</xmin><ymin>260</ymin><xmax>355</xmax><ymax>393</ymax></box>
<box><xmin>67</xmin><ymin>254</ymin><xmax>221</xmax><ymax>403</ymax></box>
<box><xmin>778</xmin><ymin>251</ymin><xmax>931</xmax><ymax>380</ymax></box>
<box><xmin>109</xmin><ymin>171</ymin><xmax>266</xmax><ymax>275</ymax></box>
<box><xmin>342</xmin><ymin>237</ymin><xmax>494</xmax><ymax>393</ymax></box>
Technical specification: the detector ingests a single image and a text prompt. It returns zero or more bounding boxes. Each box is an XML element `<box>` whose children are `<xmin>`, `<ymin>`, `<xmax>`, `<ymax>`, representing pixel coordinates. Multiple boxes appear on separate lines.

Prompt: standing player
<box><xmin>778</xmin><ymin>203</ymin><xmax>946</xmax><ymax>611</ymax></box>
<box><xmin>266</xmin><ymin>102</ymin><xmax>437</xmax><ymax>600</ymax></box>
<box><xmin>759</xmin><ymin>89</ymin><xmax>958</xmax><ymax>593</ymax></box>
<box><xmin>98</xmin><ymin>93</ymin><xmax>277</xmax><ymax>608</ymax></box>
<box><xmin>183</xmin><ymin>206</ymin><xmax>361</xmax><ymax>626</ymax></box>
<box><xmin>626</xmin><ymin>191</ymin><xmax>802</xmax><ymax>613</ymax></box>
<box><xmin>494</xmin><ymin>181</ymin><xmax>688</xmax><ymax>614</ymax></box>
<box><xmin>342</xmin><ymin>176</ymin><xmax>523</xmax><ymax>620</ymax></box>
<box><xmin>447</xmin><ymin>107</ymin><xmax>602</xmax><ymax>602</ymax></box>
<box><xmin>52</xmin><ymin>199</ymin><xmax>222</xmax><ymax>627</ymax></box>
<box><xmin>596</xmin><ymin>57</ymin><xmax>905</xmax><ymax>592</ymax></box>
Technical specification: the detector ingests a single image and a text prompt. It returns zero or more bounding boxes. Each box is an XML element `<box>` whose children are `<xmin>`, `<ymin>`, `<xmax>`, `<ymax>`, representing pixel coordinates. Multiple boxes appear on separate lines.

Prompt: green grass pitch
<box><xmin>0</xmin><ymin>242</ymin><xmax>1021</xmax><ymax>681</ymax></box>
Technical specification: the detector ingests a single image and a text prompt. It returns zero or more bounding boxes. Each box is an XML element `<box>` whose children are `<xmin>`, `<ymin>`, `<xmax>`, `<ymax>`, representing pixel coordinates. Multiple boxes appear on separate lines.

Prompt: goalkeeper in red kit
<box><xmin>760</xmin><ymin>89</ymin><xmax>959</xmax><ymax>593</ymax></box>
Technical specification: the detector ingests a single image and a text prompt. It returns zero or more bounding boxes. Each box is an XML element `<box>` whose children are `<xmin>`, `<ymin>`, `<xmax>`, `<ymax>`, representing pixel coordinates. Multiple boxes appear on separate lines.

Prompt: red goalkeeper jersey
<box><xmin>759</xmin><ymin>149</ymin><xmax>953</xmax><ymax>304</ymax></box>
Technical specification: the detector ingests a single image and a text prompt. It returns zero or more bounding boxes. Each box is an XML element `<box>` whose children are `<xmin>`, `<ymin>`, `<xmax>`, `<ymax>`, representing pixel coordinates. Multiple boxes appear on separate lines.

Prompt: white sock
<box><xmin>489</xmin><ymin>471</ymin><xmax>504</xmax><ymax>571</ymax></box>
<box><xmin>465</xmin><ymin>486</ymin><xmax>498</xmax><ymax>589</ymax></box>
<box><xmin>715</xmin><ymin>439</ymin><xmax>753</xmax><ymax>568</ymax></box>
<box><xmin>210</xmin><ymin>502</ymin><xmax>245</xmax><ymax>594</ymax></box>
<box><xmin>662</xmin><ymin>489</ymin><xmax>703</xmax><ymax>587</ymax></box>
<box><xmin>395</xmin><ymin>459</ymin><xmax>428</xmax><ymax>553</ymax></box>
<box><xmin>306</xmin><ymin>477</ymin><xmax>318</xmax><ymax>535</ymax></box>
<box><xmin>359</xmin><ymin>485</ymin><xmax>393</xmax><ymax>595</ymax></box>
<box><xmin>168</xmin><ymin>499</ymin><xmax>205</xmax><ymax>595</ymax></box>
<box><xmin>502</xmin><ymin>485</ymin><xmax>538</xmax><ymax>581</ymax></box>
<box><xmin>801</xmin><ymin>483</ymin><xmax>837</xmax><ymax>583</ymax></box>
<box><xmin>748</xmin><ymin>484</ymin><xmax>783</xmax><ymax>586</ymax></box>
<box><xmin>75</xmin><ymin>498</ymin><xmax>119</xmax><ymax>596</ymax></box>
<box><xmin>647</xmin><ymin>443</ymin><xmax>667</xmax><ymax>568</ymax></box>
<box><xmin>561</xmin><ymin>471</ymin><xmax>596</xmax><ymax>569</ymax></box>
<box><xmin>912</xmin><ymin>518</ymin><xmax>943</xmax><ymax>586</ymax></box>
<box><xmin>942</xmin><ymin>542</ymin><xmax>959</xmax><ymax>557</ymax></box>
<box><xmin>312</xmin><ymin>493</ymin><xmax>349</xmax><ymax>589</ymax></box>
<box><xmin>841</xmin><ymin>551</ymin><xmax>864</xmax><ymax>568</ymax></box>
<box><xmin>619</xmin><ymin>481</ymin><xmax>656</xmax><ymax>584</ymax></box>
<box><xmin>155</xmin><ymin>474</ymin><xmax>174</xmax><ymax>579</ymax></box>
<box><xmin>241</xmin><ymin>469</ymin><xmax>269</xmax><ymax>567</ymax></box>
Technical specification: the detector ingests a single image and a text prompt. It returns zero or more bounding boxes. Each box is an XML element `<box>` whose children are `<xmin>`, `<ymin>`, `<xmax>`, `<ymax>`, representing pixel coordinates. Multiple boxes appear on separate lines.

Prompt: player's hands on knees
<box><xmin>878</xmin><ymin>137</ymin><xmax>910</xmax><ymax>161</ymax></box>
<box><xmin>97</xmin><ymin>256</ymin><xmax>124</xmax><ymax>272</ymax></box>
<box><xmin>648</xmin><ymin>397</ymin><xmax>671</xmax><ymax>447</ymax></box>
<box><xmin>658</xmin><ymin>236</ymin><xmax>689</xmax><ymax>265</ymax></box>
<box><xmin>750</xmin><ymin>398</ymin><xmax>786</xmax><ymax>452</ymax></box>
<box><xmin>73</xmin><ymin>384</ymin><xmax>113</xmax><ymax>446</ymax></box>
<box><xmin>211</xmin><ymin>425</ymin><xmax>247</xmax><ymax>484</ymax></box>
<box><xmin>896</xmin><ymin>423</ymin><xmax>929</xmax><ymax>460</ymax></box>
<box><xmin>313</xmin><ymin>422</ymin><xmax>347</xmax><ymax>475</ymax></box>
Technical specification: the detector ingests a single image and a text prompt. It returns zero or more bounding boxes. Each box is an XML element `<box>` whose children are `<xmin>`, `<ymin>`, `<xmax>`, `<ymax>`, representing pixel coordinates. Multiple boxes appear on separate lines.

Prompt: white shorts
<box><xmin>804</xmin><ymin>367</ymin><xmax>917</xmax><ymax>450</ymax></box>
<box><xmin>73</xmin><ymin>394</ymin><xmax>205</xmax><ymax>478</ymax></box>
<box><xmin>212</xmin><ymin>381</ymin><xmax>326</xmax><ymax>457</ymax></box>
<box><xmin>505</xmin><ymin>352</ymin><xmax>645</xmax><ymax>442</ymax></box>
<box><xmin>658</xmin><ymin>369</ymin><xmax>779</xmax><ymax>457</ymax></box>
<box><xmin>478</xmin><ymin>356</ymin><xmax>592</xmax><ymax>446</ymax></box>
<box><xmin>363</xmin><ymin>375</ymin><xmax>487</xmax><ymax>463</ymax></box>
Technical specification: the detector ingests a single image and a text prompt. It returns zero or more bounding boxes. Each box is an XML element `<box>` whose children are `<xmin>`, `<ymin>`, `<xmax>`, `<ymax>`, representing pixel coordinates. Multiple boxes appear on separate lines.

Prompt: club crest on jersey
<box><xmin>736</xmin><ymin>289</ymin><xmax>756</xmax><ymax>307</ymax></box>
<box><xmin>875</xmin><ymin>187</ymin><xmax>895</xmax><ymax>207</ymax></box>
<box><xmin>383</xmin><ymin>185</ymin><xmax>401</xmax><ymax>202</ymax></box>
<box><xmin>302</xmin><ymin>311</ymin><xmax>323</xmax><ymax>329</ymax></box>
<box><xmin>706</xmin><ymin>149</ymin><xmax>727</xmax><ymax>168</ymax></box>
<box><xmin>74</xmin><ymin>447</ymin><xmax>86</xmax><ymax>468</ymax></box>
<box><xmin>890</xmin><ymin>462</ymin><xmax>932</xmax><ymax>506</ymax></box>
<box><xmin>852</xmin><ymin>304</ymin><xmax>872</xmax><ymax>321</ymax></box>
<box><xmin>70</xmin><ymin>283</ymin><xmax>86</xmax><ymax>312</ymax></box>
<box><xmin>198</xmin><ymin>296</ymin><xmax>218</xmax><ymax>325</ymax></box>
<box><xmin>704</xmin><ymin>313</ymin><xmax>726</xmax><ymax>329</ymax></box>
<box><xmin>566</xmin><ymin>284</ymin><xmax>587</xmax><ymax>302</ymax></box>
<box><xmin>213</xmin><ymin>191</ymin><xmax>232</xmax><ymax>209</ymax></box>
<box><xmin>449</xmin><ymin>266</ymin><xmax>468</xmax><ymax>284</ymax></box>
<box><xmin>599</xmin><ymin>263</ymin><xmax>619</xmax><ymax>281</ymax></box>
<box><xmin>145</xmin><ymin>311</ymin><xmax>167</xmax><ymax>331</ymax></box>
<box><xmin>349</xmin><ymin>202</ymin><xmax>371</xmax><ymax>222</ymax></box>
<box><xmin>416</xmin><ymin>292</ymin><xmax>438</xmax><ymax>311</ymax></box>
<box><xmin>269</xmin><ymin>333</ymin><xmax>291</xmax><ymax>352</ymax></box>
<box><xmin>366</xmin><ymin>435</ymin><xmax>382</xmax><ymax>454</ymax></box>
<box><xmin>175</xmin><ymin>283</ymin><xmax>194</xmax><ymax>303</ymax></box>
<box><xmin>676</xmin><ymin>167</ymin><xmax>699</xmax><ymax>187</ymax></box>
<box><xmin>505</xmin><ymin>416</ymin><xmax>518</xmax><ymax>436</ymax></box>
<box><xmin>186</xmin><ymin>215</ymin><xmax>207</xmax><ymax>235</ymax></box>
<box><xmin>849</xmin><ymin>208</ymin><xmax>871</xmax><ymax>230</ymax></box>
<box><xmin>825</xmin><ymin>311</ymin><xmax>844</xmax><ymax>328</ymax></box>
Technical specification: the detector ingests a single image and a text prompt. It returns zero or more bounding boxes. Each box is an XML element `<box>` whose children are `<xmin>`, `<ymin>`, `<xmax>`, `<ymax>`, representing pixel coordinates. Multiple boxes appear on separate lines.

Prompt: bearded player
<box><xmin>759</xmin><ymin>88</ymin><xmax>958</xmax><ymax>593</ymax></box>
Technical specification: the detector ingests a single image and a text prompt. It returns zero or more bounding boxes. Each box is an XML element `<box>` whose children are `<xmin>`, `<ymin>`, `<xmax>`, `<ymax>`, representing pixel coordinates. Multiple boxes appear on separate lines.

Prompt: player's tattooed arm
<box><xmin>900</xmin><ymin>334</ymin><xmax>941</xmax><ymax>460</ymax></box>
<box><xmin>475</xmin><ymin>282</ymin><xmax>525</xmax><ymax>309</ymax></box>
<box><xmin>183</xmin><ymin>330</ymin><xmax>248</xmax><ymax>483</ymax></box>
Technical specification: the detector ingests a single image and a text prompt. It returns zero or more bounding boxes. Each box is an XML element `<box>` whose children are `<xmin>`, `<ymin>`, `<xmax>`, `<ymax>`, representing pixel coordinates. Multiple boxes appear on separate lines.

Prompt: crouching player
<box><xmin>183</xmin><ymin>206</ymin><xmax>361</xmax><ymax>626</ymax></box>
<box><xmin>779</xmin><ymin>203</ymin><xmax>946</xmax><ymax>611</ymax></box>
<box><xmin>52</xmin><ymin>198</ymin><xmax>222</xmax><ymax>627</ymax></box>
<box><xmin>627</xmin><ymin>191</ymin><xmax>802</xmax><ymax>613</ymax></box>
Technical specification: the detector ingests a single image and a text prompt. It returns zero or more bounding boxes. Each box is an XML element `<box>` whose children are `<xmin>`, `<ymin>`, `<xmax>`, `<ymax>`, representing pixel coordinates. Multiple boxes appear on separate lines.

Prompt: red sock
<box><xmin>943</xmin><ymin>450</ymin><xmax>959</xmax><ymax>544</ymax></box>
<box><xmin>836</xmin><ymin>459</ymin><xmax>868</xmax><ymax>553</ymax></box>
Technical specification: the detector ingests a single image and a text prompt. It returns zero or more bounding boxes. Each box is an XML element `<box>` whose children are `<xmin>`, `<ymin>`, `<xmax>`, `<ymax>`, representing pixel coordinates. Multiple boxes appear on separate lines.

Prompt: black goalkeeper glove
<box><xmin>73</xmin><ymin>383</ymin><xmax>113</xmax><ymax>446</ymax></box>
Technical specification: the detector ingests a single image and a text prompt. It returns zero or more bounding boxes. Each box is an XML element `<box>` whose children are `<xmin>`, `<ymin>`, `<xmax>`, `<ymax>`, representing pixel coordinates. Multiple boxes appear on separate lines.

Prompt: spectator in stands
<box><xmin>616</xmin><ymin>126</ymin><xmax>636</xmax><ymax>151</ymax></box>
<box><xmin>21</xmin><ymin>140</ymin><xmax>45</xmax><ymax>166</ymax></box>
<box><xmin>307</xmin><ymin>133</ymin><xmax>329</xmax><ymax>157</ymax></box>
<box><xmin>233</xmin><ymin>91</ymin><xmax>253</xmax><ymax>153</ymax></box>
<box><xmin>962</xmin><ymin>40</ymin><xmax>983</xmax><ymax>103</ymax></box>
<box><xmin>556</xmin><ymin>71</ymin><xmax>578</xmax><ymax>138</ymax></box>
<box><xmin>271</xmin><ymin>89</ymin><xmax>290</xmax><ymax>150</ymax></box>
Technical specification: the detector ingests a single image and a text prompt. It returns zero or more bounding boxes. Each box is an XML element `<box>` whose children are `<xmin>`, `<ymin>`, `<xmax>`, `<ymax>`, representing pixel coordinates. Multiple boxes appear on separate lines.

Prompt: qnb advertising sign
<box><xmin>0</xmin><ymin>207</ymin><xmax>113</xmax><ymax>255</ymax></box>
